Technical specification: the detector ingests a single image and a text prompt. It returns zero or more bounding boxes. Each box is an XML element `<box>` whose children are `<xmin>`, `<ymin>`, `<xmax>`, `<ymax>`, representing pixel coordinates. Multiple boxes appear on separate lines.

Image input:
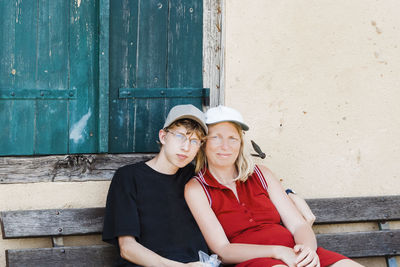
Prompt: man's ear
<box><xmin>159</xmin><ymin>129</ymin><xmax>167</xmax><ymax>145</ymax></box>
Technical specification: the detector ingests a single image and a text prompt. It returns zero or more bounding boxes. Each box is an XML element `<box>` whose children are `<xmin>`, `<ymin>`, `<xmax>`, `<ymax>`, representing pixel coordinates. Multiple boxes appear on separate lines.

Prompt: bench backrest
<box><xmin>1</xmin><ymin>195</ymin><xmax>400</xmax><ymax>266</ymax></box>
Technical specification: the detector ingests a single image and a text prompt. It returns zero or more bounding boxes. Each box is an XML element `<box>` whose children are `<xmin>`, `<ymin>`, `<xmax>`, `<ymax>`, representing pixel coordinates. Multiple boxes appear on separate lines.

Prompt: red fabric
<box><xmin>195</xmin><ymin>166</ymin><xmax>348</xmax><ymax>267</ymax></box>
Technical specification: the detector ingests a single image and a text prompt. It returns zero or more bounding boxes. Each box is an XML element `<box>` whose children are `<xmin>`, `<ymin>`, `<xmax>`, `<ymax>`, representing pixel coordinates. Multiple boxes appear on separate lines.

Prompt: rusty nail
<box><xmin>11</xmin><ymin>69</ymin><xmax>16</xmax><ymax>75</ymax></box>
<box><xmin>157</xmin><ymin>3</ymin><xmax>162</xmax><ymax>9</ymax></box>
<box><xmin>189</xmin><ymin>7</ymin><xmax>194</xmax><ymax>13</ymax></box>
<box><xmin>69</xmin><ymin>91</ymin><xmax>74</xmax><ymax>97</ymax></box>
<box><xmin>56</xmin><ymin>211</ymin><xmax>60</xmax><ymax>215</ymax></box>
<box><xmin>58</xmin><ymin>228</ymin><xmax>63</xmax><ymax>233</ymax></box>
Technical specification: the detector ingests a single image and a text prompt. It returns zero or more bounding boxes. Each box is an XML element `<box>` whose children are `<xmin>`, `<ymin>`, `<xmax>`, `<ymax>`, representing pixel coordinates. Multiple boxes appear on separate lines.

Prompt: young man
<box><xmin>102</xmin><ymin>104</ymin><xmax>208</xmax><ymax>266</ymax></box>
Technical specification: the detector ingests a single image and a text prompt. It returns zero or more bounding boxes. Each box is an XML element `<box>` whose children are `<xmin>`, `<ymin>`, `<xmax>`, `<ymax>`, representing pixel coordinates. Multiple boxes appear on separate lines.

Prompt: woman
<box><xmin>185</xmin><ymin>106</ymin><xmax>363</xmax><ymax>267</ymax></box>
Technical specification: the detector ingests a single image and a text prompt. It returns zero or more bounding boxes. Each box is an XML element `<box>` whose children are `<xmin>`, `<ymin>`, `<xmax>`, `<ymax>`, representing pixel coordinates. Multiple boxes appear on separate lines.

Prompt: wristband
<box><xmin>285</xmin><ymin>189</ymin><xmax>296</xmax><ymax>195</ymax></box>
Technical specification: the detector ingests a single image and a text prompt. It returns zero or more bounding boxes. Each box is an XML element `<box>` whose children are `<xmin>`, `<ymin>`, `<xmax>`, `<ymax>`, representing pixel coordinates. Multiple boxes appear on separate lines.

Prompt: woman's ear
<box><xmin>159</xmin><ymin>129</ymin><xmax>167</xmax><ymax>145</ymax></box>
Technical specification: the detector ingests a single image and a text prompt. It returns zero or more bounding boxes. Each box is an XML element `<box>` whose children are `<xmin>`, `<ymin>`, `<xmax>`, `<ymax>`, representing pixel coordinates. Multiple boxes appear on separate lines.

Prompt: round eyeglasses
<box><xmin>166</xmin><ymin>130</ymin><xmax>202</xmax><ymax>147</ymax></box>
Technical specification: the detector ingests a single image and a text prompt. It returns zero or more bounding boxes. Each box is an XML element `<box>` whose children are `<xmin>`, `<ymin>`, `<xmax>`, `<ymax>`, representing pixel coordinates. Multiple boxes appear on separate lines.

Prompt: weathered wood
<box><xmin>203</xmin><ymin>0</ymin><xmax>224</xmax><ymax>107</ymax></box>
<box><xmin>6</xmin><ymin>245</ymin><xmax>118</xmax><ymax>267</ymax></box>
<box><xmin>1</xmin><ymin>208</ymin><xmax>105</xmax><ymax>238</ymax></box>
<box><xmin>99</xmin><ymin>0</ymin><xmax>110</xmax><ymax>153</ymax></box>
<box><xmin>316</xmin><ymin>230</ymin><xmax>400</xmax><ymax>258</ymax></box>
<box><xmin>307</xmin><ymin>195</ymin><xmax>400</xmax><ymax>223</ymax></box>
<box><xmin>0</xmin><ymin>153</ymin><xmax>154</xmax><ymax>184</ymax></box>
<box><xmin>2</xmin><ymin>196</ymin><xmax>400</xmax><ymax>266</ymax></box>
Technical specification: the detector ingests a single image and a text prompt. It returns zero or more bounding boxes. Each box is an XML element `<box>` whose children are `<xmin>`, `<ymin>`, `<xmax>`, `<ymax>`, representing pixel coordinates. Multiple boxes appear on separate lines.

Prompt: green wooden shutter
<box><xmin>109</xmin><ymin>0</ymin><xmax>206</xmax><ymax>153</ymax></box>
<box><xmin>0</xmin><ymin>0</ymin><xmax>99</xmax><ymax>156</ymax></box>
<box><xmin>0</xmin><ymin>0</ymin><xmax>206</xmax><ymax>156</ymax></box>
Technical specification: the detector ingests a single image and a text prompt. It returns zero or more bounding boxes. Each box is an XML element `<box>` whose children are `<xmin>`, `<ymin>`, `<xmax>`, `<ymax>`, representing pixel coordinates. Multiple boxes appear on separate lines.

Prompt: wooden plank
<box><xmin>108</xmin><ymin>0</ymin><xmax>139</xmax><ymax>153</ymax></box>
<box><xmin>133</xmin><ymin>0</ymin><xmax>169</xmax><ymax>152</ymax></box>
<box><xmin>307</xmin><ymin>196</ymin><xmax>400</xmax><ymax>223</ymax></box>
<box><xmin>167</xmin><ymin>0</ymin><xmax>203</xmax><ymax>89</ymax></box>
<box><xmin>68</xmin><ymin>0</ymin><xmax>99</xmax><ymax>154</ymax></box>
<box><xmin>203</xmin><ymin>0</ymin><xmax>224</xmax><ymax>107</ymax></box>
<box><xmin>166</xmin><ymin>0</ymin><xmax>205</xmax><ymax>113</ymax></box>
<box><xmin>99</xmin><ymin>0</ymin><xmax>110</xmax><ymax>153</ymax></box>
<box><xmin>14</xmin><ymin>0</ymin><xmax>38</xmax><ymax>89</ymax></box>
<box><xmin>0</xmin><ymin>153</ymin><xmax>154</xmax><ymax>184</ymax></box>
<box><xmin>0</xmin><ymin>0</ymin><xmax>16</xmax><ymax>89</ymax></box>
<box><xmin>35</xmin><ymin>100</ymin><xmax>69</xmax><ymax>154</ymax></box>
<box><xmin>316</xmin><ymin>230</ymin><xmax>400</xmax><ymax>258</ymax></box>
<box><xmin>6</xmin><ymin>245</ymin><xmax>118</xmax><ymax>267</ymax></box>
<box><xmin>36</xmin><ymin>0</ymin><xmax>69</xmax><ymax>90</ymax></box>
<box><xmin>0</xmin><ymin>1</ymin><xmax>36</xmax><ymax>156</ymax></box>
<box><xmin>1</xmin><ymin>208</ymin><xmax>105</xmax><ymax>238</ymax></box>
<box><xmin>7</xmin><ymin>100</ymin><xmax>35</xmax><ymax>155</ymax></box>
<box><xmin>34</xmin><ymin>1</ymin><xmax>70</xmax><ymax>155</ymax></box>
<box><xmin>0</xmin><ymin>101</ymin><xmax>14</xmax><ymax>155</ymax></box>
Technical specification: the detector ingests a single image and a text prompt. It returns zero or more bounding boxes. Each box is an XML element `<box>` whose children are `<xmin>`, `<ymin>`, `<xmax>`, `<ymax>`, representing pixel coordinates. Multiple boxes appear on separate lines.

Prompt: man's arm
<box><xmin>287</xmin><ymin>190</ymin><xmax>316</xmax><ymax>225</ymax></box>
<box><xmin>118</xmin><ymin>236</ymin><xmax>204</xmax><ymax>267</ymax></box>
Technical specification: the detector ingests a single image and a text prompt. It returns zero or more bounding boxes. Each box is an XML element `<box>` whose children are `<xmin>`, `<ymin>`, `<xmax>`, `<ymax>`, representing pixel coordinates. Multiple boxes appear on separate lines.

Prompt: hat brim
<box><xmin>207</xmin><ymin>120</ymin><xmax>249</xmax><ymax>131</ymax></box>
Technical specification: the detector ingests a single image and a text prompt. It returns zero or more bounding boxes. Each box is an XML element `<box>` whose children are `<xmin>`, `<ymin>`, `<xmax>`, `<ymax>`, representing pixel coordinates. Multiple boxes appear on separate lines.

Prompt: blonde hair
<box><xmin>195</xmin><ymin>122</ymin><xmax>255</xmax><ymax>182</ymax></box>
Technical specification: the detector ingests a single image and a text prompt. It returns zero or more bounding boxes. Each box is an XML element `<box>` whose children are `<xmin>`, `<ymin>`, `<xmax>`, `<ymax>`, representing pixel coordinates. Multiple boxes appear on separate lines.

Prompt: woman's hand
<box><xmin>294</xmin><ymin>244</ymin><xmax>320</xmax><ymax>267</ymax></box>
<box><xmin>184</xmin><ymin>262</ymin><xmax>206</xmax><ymax>267</ymax></box>
<box><xmin>273</xmin><ymin>246</ymin><xmax>298</xmax><ymax>267</ymax></box>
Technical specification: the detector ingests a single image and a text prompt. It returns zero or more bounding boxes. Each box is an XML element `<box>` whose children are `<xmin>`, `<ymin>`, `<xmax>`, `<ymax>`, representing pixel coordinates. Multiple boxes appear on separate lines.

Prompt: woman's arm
<box><xmin>258</xmin><ymin>165</ymin><xmax>319</xmax><ymax>266</ymax></box>
<box><xmin>118</xmin><ymin>236</ymin><xmax>203</xmax><ymax>267</ymax></box>
<box><xmin>184</xmin><ymin>179</ymin><xmax>298</xmax><ymax>266</ymax></box>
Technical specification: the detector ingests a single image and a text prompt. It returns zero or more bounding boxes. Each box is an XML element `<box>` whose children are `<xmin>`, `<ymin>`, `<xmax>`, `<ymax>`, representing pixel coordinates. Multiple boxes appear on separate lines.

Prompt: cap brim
<box><xmin>165</xmin><ymin>114</ymin><xmax>208</xmax><ymax>134</ymax></box>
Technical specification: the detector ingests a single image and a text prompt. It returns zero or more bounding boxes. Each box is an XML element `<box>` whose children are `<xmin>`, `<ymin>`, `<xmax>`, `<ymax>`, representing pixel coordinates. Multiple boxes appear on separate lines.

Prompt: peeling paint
<box><xmin>77</xmin><ymin>0</ymin><xmax>81</xmax><ymax>8</ymax></box>
<box><xmin>70</xmin><ymin>109</ymin><xmax>92</xmax><ymax>143</ymax></box>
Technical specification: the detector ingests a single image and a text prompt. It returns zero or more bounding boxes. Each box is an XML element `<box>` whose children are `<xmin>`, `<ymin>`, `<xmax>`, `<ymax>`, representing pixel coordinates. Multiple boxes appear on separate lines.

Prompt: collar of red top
<box><xmin>196</xmin><ymin>168</ymin><xmax>236</xmax><ymax>190</ymax></box>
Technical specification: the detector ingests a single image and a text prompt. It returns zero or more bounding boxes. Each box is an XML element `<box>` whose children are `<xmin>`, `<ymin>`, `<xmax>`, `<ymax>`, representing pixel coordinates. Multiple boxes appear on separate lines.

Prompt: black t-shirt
<box><xmin>102</xmin><ymin>161</ymin><xmax>208</xmax><ymax>266</ymax></box>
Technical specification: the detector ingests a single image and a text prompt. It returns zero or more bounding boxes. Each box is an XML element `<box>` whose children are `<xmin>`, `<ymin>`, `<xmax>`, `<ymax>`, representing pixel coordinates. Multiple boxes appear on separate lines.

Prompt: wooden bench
<box><xmin>1</xmin><ymin>195</ymin><xmax>399</xmax><ymax>266</ymax></box>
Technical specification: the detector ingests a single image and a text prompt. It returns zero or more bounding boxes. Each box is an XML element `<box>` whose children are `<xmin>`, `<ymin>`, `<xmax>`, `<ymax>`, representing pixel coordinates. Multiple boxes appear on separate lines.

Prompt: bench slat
<box><xmin>6</xmin><ymin>245</ymin><xmax>118</xmax><ymax>267</ymax></box>
<box><xmin>317</xmin><ymin>229</ymin><xmax>400</xmax><ymax>258</ymax></box>
<box><xmin>0</xmin><ymin>208</ymin><xmax>104</xmax><ymax>238</ymax></box>
<box><xmin>307</xmin><ymin>195</ymin><xmax>400</xmax><ymax>224</ymax></box>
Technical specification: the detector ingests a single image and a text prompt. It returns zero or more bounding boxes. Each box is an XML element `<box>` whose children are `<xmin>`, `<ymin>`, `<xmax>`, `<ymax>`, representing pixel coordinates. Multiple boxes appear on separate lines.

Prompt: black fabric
<box><xmin>103</xmin><ymin>161</ymin><xmax>208</xmax><ymax>266</ymax></box>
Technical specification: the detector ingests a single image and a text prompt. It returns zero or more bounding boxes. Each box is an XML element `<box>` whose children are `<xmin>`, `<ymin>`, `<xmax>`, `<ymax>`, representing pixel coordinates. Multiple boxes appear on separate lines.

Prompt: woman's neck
<box><xmin>208</xmin><ymin>164</ymin><xmax>237</xmax><ymax>185</ymax></box>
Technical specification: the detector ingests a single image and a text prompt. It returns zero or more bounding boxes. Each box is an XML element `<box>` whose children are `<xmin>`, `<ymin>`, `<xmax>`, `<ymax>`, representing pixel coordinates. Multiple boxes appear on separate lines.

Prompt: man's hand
<box><xmin>288</xmin><ymin>193</ymin><xmax>316</xmax><ymax>226</ymax></box>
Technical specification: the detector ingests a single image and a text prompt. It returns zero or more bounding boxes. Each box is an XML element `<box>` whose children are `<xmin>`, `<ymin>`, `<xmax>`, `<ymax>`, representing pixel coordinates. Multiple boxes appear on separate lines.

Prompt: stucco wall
<box><xmin>225</xmin><ymin>0</ymin><xmax>400</xmax><ymax>198</ymax></box>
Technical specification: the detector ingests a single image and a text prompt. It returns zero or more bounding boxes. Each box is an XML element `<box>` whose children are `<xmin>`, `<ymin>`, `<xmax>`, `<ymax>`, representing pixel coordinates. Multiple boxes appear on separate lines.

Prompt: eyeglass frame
<box><xmin>165</xmin><ymin>129</ymin><xmax>203</xmax><ymax>147</ymax></box>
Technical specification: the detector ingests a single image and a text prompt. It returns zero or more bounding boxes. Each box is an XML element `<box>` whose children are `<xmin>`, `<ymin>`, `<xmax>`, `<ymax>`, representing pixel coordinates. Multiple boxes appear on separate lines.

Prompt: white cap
<box><xmin>205</xmin><ymin>105</ymin><xmax>249</xmax><ymax>131</ymax></box>
<box><xmin>163</xmin><ymin>104</ymin><xmax>208</xmax><ymax>133</ymax></box>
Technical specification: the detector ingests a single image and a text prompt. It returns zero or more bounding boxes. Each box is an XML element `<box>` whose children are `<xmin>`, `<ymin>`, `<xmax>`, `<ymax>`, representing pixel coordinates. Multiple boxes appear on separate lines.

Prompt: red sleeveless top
<box><xmin>194</xmin><ymin>165</ymin><xmax>348</xmax><ymax>267</ymax></box>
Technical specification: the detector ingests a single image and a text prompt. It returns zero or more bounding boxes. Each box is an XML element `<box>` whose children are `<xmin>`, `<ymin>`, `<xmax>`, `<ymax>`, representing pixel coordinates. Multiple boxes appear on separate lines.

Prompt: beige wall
<box><xmin>225</xmin><ymin>0</ymin><xmax>400</xmax><ymax>198</ymax></box>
